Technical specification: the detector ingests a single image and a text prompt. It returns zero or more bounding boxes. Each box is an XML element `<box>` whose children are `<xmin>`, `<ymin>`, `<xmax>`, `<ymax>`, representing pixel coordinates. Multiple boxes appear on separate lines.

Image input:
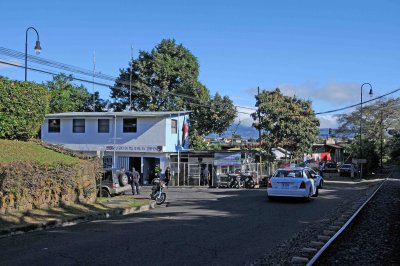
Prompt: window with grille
<box><xmin>48</xmin><ymin>119</ymin><xmax>60</xmax><ymax>133</ymax></box>
<box><xmin>73</xmin><ymin>119</ymin><xmax>85</xmax><ymax>133</ymax></box>
<box><xmin>98</xmin><ymin>119</ymin><xmax>109</xmax><ymax>133</ymax></box>
<box><xmin>123</xmin><ymin>118</ymin><xmax>137</xmax><ymax>133</ymax></box>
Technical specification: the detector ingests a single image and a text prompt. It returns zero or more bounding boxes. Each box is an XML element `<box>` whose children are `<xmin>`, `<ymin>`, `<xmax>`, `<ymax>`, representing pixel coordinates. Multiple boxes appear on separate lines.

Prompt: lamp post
<box><xmin>359</xmin><ymin>83</ymin><xmax>373</xmax><ymax>178</ymax></box>
<box><xmin>25</xmin><ymin>27</ymin><xmax>42</xmax><ymax>81</ymax></box>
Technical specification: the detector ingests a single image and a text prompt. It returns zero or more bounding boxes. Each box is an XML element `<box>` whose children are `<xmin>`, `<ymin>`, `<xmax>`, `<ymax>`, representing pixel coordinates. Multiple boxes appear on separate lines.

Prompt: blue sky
<box><xmin>1</xmin><ymin>0</ymin><xmax>400</xmax><ymax>128</ymax></box>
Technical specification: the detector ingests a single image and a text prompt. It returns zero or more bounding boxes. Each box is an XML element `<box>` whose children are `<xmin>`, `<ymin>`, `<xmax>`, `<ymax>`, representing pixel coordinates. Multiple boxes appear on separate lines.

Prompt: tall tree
<box><xmin>111</xmin><ymin>39</ymin><xmax>201</xmax><ymax>111</ymax></box>
<box><xmin>111</xmin><ymin>39</ymin><xmax>236</xmax><ymax>149</ymax></box>
<box><xmin>46</xmin><ymin>74</ymin><xmax>108</xmax><ymax>113</ymax></box>
<box><xmin>252</xmin><ymin>88</ymin><xmax>320</xmax><ymax>160</ymax></box>
<box><xmin>337</xmin><ymin>98</ymin><xmax>400</xmax><ymax>169</ymax></box>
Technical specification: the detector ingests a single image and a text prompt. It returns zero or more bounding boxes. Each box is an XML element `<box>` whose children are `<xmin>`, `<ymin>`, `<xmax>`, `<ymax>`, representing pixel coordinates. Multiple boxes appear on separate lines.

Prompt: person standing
<box><xmin>164</xmin><ymin>167</ymin><xmax>171</xmax><ymax>186</ymax></box>
<box><xmin>131</xmin><ymin>167</ymin><xmax>140</xmax><ymax>195</ymax></box>
<box><xmin>202</xmin><ymin>166</ymin><xmax>210</xmax><ymax>187</ymax></box>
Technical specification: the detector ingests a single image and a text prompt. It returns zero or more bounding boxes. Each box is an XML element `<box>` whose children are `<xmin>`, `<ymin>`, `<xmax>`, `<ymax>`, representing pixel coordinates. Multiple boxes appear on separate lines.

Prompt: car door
<box><xmin>304</xmin><ymin>169</ymin><xmax>316</xmax><ymax>194</ymax></box>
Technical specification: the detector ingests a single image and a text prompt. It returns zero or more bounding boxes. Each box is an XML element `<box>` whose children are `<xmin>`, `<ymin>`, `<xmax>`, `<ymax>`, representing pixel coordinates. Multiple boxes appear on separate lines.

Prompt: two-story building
<box><xmin>41</xmin><ymin>111</ymin><xmax>191</xmax><ymax>185</ymax></box>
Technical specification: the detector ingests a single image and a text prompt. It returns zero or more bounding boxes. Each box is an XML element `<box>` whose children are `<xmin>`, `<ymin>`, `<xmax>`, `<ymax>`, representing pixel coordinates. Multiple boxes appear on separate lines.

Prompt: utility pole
<box><xmin>257</xmin><ymin>86</ymin><xmax>261</xmax><ymax>142</ymax></box>
<box><xmin>93</xmin><ymin>51</ymin><xmax>96</xmax><ymax>112</ymax></box>
<box><xmin>129</xmin><ymin>45</ymin><xmax>133</xmax><ymax>111</ymax></box>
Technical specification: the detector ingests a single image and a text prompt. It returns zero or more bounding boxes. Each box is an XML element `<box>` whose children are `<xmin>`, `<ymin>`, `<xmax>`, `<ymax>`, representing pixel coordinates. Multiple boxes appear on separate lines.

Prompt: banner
<box><xmin>214</xmin><ymin>152</ymin><xmax>241</xmax><ymax>166</ymax></box>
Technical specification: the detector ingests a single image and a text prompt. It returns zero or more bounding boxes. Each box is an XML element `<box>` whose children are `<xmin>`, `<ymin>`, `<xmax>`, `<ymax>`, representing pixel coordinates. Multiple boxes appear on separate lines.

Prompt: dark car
<box><xmin>339</xmin><ymin>164</ymin><xmax>359</xmax><ymax>177</ymax></box>
<box><xmin>323</xmin><ymin>161</ymin><xmax>338</xmax><ymax>173</ymax></box>
<box><xmin>97</xmin><ymin>168</ymin><xmax>131</xmax><ymax>197</ymax></box>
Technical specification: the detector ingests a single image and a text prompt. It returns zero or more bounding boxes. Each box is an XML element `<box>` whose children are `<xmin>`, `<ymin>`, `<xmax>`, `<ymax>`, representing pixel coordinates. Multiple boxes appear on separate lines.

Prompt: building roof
<box><xmin>45</xmin><ymin>111</ymin><xmax>192</xmax><ymax>118</ymax></box>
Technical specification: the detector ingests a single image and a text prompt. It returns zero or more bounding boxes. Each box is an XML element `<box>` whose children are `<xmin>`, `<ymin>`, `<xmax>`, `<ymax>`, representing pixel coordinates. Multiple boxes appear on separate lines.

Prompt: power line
<box><xmin>2</xmin><ymin>46</ymin><xmax>400</xmax><ymax>117</ymax></box>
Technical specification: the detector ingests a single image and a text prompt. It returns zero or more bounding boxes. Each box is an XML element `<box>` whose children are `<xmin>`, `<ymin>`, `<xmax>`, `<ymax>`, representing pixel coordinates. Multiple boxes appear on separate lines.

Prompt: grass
<box><xmin>0</xmin><ymin>195</ymin><xmax>152</xmax><ymax>231</ymax></box>
<box><xmin>0</xmin><ymin>139</ymin><xmax>79</xmax><ymax>163</ymax></box>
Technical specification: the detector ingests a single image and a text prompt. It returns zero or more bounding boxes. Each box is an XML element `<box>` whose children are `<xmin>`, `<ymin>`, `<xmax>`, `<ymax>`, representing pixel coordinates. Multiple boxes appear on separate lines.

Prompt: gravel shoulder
<box><xmin>252</xmin><ymin>172</ymin><xmax>390</xmax><ymax>266</ymax></box>
<box><xmin>315</xmin><ymin>176</ymin><xmax>400</xmax><ymax>265</ymax></box>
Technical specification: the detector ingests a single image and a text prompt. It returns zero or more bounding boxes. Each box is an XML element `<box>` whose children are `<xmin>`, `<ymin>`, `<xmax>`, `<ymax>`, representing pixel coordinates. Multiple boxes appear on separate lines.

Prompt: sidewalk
<box><xmin>0</xmin><ymin>194</ymin><xmax>155</xmax><ymax>238</ymax></box>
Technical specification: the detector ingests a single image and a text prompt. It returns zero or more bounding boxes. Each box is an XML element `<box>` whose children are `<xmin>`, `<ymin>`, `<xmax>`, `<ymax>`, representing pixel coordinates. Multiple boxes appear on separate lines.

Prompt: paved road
<box><xmin>0</xmin><ymin>180</ymin><xmax>380</xmax><ymax>266</ymax></box>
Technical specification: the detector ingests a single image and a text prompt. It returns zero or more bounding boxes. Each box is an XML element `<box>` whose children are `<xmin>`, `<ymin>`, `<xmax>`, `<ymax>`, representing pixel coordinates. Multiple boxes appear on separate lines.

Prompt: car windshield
<box><xmin>274</xmin><ymin>169</ymin><xmax>303</xmax><ymax>178</ymax></box>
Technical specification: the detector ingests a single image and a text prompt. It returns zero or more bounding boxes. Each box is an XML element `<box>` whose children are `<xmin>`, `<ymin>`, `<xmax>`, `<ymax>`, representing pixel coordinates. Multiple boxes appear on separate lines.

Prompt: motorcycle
<box><xmin>150</xmin><ymin>177</ymin><xmax>167</xmax><ymax>205</ymax></box>
<box><xmin>241</xmin><ymin>172</ymin><xmax>256</xmax><ymax>188</ymax></box>
<box><xmin>228</xmin><ymin>173</ymin><xmax>242</xmax><ymax>189</ymax></box>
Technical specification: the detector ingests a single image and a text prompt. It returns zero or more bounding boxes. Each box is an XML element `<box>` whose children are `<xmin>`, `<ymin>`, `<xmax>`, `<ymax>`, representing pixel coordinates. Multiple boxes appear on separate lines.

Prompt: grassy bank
<box><xmin>0</xmin><ymin>139</ymin><xmax>79</xmax><ymax>163</ymax></box>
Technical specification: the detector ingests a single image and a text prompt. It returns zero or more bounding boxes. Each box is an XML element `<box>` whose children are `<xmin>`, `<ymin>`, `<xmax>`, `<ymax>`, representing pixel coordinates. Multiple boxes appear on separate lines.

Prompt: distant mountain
<box><xmin>208</xmin><ymin>124</ymin><xmax>259</xmax><ymax>139</ymax></box>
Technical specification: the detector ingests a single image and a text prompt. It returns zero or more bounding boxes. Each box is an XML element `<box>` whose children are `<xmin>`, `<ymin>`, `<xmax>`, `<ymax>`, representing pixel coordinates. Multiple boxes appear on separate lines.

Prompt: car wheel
<box><xmin>118</xmin><ymin>173</ymin><xmax>129</xmax><ymax>186</ymax></box>
<box><xmin>267</xmin><ymin>196</ymin><xmax>274</xmax><ymax>201</ymax></box>
<box><xmin>99</xmin><ymin>188</ymin><xmax>110</xmax><ymax>198</ymax></box>
<box><xmin>319</xmin><ymin>180</ymin><xmax>323</xmax><ymax>189</ymax></box>
<box><xmin>313</xmin><ymin>188</ymin><xmax>319</xmax><ymax>197</ymax></box>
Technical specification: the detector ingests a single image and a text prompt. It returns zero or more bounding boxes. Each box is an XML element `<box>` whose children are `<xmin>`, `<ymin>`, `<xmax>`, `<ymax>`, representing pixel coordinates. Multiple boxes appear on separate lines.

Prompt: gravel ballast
<box><xmin>315</xmin><ymin>178</ymin><xmax>400</xmax><ymax>265</ymax></box>
<box><xmin>252</xmin><ymin>168</ymin><xmax>399</xmax><ymax>266</ymax></box>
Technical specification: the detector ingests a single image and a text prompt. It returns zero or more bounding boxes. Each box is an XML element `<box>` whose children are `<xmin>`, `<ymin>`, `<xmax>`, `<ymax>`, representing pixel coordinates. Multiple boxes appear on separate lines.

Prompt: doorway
<box><xmin>143</xmin><ymin>157</ymin><xmax>160</xmax><ymax>185</ymax></box>
<box><xmin>129</xmin><ymin>157</ymin><xmax>142</xmax><ymax>183</ymax></box>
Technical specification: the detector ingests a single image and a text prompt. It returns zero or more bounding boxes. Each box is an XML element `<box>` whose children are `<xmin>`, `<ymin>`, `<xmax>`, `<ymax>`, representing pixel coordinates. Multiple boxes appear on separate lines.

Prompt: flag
<box><xmin>182</xmin><ymin>116</ymin><xmax>189</xmax><ymax>148</ymax></box>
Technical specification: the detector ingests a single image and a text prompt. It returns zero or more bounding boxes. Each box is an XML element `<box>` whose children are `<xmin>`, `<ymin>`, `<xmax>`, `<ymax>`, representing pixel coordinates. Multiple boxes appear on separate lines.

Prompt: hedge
<box><xmin>0</xmin><ymin>76</ymin><xmax>49</xmax><ymax>140</ymax></box>
<box><xmin>0</xmin><ymin>160</ymin><xmax>101</xmax><ymax>214</ymax></box>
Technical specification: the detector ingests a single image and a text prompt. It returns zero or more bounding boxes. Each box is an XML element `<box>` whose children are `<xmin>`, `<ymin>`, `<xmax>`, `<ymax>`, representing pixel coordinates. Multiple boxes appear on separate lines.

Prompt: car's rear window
<box><xmin>274</xmin><ymin>170</ymin><xmax>303</xmax><ymax>178</ymax></box>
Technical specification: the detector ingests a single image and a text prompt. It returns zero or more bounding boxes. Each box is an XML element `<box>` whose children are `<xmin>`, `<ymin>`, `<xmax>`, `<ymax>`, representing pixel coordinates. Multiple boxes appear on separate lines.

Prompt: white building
<box><xmin>41</xmin><ymin>111</ymin><xmax>190</xmax><ymax>184</ymax></box>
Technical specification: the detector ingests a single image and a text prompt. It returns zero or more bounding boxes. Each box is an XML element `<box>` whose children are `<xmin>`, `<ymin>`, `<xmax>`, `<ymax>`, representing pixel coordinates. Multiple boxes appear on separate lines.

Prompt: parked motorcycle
<box><xmin>241</xmin><ymin>172</ymin><xmax>256</xmax><ymax>188</ymax></box>
<box><xmin>228</xmin><ymin>173</ymin><xmax>242</xmax><ymax>189</ymax></box>
<box><xmin>150</xmin><ymin>177</ymin><xmax>166</xmax><ymax>205</ymax></box>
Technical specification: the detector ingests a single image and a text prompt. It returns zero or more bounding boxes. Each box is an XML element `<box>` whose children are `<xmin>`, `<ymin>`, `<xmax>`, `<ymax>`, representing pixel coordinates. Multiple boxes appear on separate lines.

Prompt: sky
<box><xmin>1</xmin><ymin>0</ymin><xmax>400</xmax><ymax>128</ymax></box>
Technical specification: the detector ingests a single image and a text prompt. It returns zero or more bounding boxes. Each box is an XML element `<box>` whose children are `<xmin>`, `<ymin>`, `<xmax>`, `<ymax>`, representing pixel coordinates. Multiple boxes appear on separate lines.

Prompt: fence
<box><xmin>168</xmin><ymin>162</ymin><xmax>278</xmax><ymax>187</ymax></box>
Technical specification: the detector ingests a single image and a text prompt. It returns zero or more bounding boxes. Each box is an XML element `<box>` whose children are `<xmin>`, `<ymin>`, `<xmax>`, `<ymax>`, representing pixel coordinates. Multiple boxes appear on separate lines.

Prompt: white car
<box><xmin>305</xmin><ymin>167</ymin><xmax>324</xmax><ymax>189</ymax></box>
<box><xmin>267</xmin><ymin>167</ymin><xmax>318</xmax><ymax>201</ymax></box>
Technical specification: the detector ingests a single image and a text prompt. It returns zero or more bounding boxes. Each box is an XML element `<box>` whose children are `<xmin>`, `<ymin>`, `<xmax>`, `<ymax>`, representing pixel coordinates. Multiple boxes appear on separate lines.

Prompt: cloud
<box><xmin>317</xmin><ymin>114</ymin><xmax>339</xmax><ymax>128</ymax></box>
<box><xmin>247</xmin><ymin>81</ymin><xmax>362</xmax><ymax>105</ymax></box>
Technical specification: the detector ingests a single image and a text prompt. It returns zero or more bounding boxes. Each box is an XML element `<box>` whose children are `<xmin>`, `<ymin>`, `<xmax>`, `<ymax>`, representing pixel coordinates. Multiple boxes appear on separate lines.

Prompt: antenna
<box><xmin>129</xmin><ymin>45</ymin><xmax>133</xmax><ymax>111</ymax></box>
<box><xmin>93</xmin><ymin>51</ymin><xmax>96</xmax><ymax>112</ymax></box>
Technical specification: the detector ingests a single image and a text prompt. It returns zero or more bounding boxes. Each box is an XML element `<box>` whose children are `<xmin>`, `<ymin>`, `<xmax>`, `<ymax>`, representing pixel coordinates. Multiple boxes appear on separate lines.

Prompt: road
<box><xmin>0</xmin><ymin>180</ymin><xmax>379</xmax><ymax>266</ymax></box>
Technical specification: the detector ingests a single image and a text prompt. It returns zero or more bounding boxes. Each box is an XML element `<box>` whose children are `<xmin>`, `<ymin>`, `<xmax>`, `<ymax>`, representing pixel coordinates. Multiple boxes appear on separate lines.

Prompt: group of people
<box><xmin>122</xmin><ymin>165</ymin><xmax>211</xmax><ymax>192</ymax></box>
<box><xmin>122</xmin><ymin>165</ymin><xmax>172</xmax><ymax>195</ymax></box>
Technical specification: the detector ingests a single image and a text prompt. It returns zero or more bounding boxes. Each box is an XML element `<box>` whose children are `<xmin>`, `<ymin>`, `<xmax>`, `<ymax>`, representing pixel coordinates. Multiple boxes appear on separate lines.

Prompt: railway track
<box><xmin>289</xmin><ymin>168</ymin><xmax>400</xmax><ymax>265</ymax></box>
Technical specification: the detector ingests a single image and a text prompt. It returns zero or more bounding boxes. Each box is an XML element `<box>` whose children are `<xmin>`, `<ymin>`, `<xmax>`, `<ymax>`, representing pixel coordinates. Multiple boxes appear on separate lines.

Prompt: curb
<box><xmin>0</xmin><ymin>201</ymin><xmax>156</xmax><ymax>239</ymax></box>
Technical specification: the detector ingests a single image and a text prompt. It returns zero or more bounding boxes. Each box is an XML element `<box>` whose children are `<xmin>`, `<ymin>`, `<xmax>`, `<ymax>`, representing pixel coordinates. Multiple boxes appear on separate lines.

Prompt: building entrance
<box><xmin>143</xmin><ymin>157</ymin><xmax>160</xmax><ymax>185</ymax></box>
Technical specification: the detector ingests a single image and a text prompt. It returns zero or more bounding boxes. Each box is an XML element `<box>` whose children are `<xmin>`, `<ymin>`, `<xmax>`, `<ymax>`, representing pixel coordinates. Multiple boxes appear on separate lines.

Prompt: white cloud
<box><xmin>247</xmin><ymin>81</ymin><xmax>362</xmax><ymax>105</ymax></box>
<box><xmin>234</xmin><ymin>106</ymin><xmax>256</xmax><ymax>127</ymax></box>
<box><xmin>317</xmin><ymin>114</ymin><xmax>339</xmax><ymax>128</ymax></box>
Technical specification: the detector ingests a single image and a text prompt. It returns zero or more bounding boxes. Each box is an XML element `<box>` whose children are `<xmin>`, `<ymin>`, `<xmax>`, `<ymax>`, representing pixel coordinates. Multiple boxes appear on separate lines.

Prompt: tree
<box><xmin>46</xmin><ymin>74</ymin><xmax>108</xmax><ymax>113</ymax></box>
<box><xmin>251</xmin><ymin>88</ymin><xmax>320</xmax><ymax>160</ymax></box>
<box><xmin>337</xmin><ymin>98</ymin><xmax>400</xmax><ymax>169</ymax></box>
<box><xmin>190</xmin><ymin>93</ymin><xmax>236</xmax><ymax>136</ymax></box>
<box><xmin>111</xmin><ymin>39</ymin><xmax>237</xmax><ymax>149</ymax></box>
<box><xmin>0</xmin><ymin>76</ymin><xmax>49</xmax><ymax>140</ymax></box>
<box><xmin>111</xmin><ymin>39</ymin><xmax>201</xmax><ymax>112</ymax></box>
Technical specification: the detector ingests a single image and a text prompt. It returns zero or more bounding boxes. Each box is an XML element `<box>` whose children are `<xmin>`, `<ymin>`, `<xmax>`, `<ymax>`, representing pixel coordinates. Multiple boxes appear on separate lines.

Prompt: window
<box><xmin>103</xmin><ymin>156</ymin><xmax>112</xmax><ymax>168</ymax></box>
<box><xmin>48</xmin><ymin>119</ymin><xmax>60</xmax><ymax>133</ymax></box>
<box><xmin>171</xmin><ymin>119</ymin><xmax>177</xmax><ymax>134</ymax></box>
<box><xmin>98</xmin><ymin>119</ymin><xmax>109</xmax><ymax>133</ymax></box>
<box><xmin>123</xmin><ymin>118</ymin><xmax>137</xmax><ymax>133</ymax></box>
<box><xmin>73</xmin><ymin>119</ymin><xmax>85</xmax><ymax>133</ymax></box>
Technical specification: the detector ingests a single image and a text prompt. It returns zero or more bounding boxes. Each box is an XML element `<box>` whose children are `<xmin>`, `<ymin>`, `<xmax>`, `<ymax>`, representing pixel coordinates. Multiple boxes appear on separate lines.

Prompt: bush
<box><xmin>0</xmin><ymin>160</ymin><xmax>101</xmax><ymax>213</ymax></box>
<box><xmin>0</xmin><ymin>76</ymin><xmax>49</xmax><ymax>140</ymax></box>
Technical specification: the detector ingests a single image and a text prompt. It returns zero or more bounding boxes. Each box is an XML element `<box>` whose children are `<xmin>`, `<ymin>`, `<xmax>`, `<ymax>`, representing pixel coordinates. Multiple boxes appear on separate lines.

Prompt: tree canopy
<box><xmin>337</xmin><ymin>98</ymin><xmax>400</xmax><ymax>169</ymax></box>
<box><xmin>252</xmin><ymin>88</ymin><xmax>319</xmax><ymax>160</ymax></box>
<box><xmin>46</xmin><ymin>74</ymin><xmax>108</xmax><ymax>113</ymax></box>
<box><xmin>110</xmin><ymin>39</ymin><xmax>236</xmax><ymax>148</ymax></box>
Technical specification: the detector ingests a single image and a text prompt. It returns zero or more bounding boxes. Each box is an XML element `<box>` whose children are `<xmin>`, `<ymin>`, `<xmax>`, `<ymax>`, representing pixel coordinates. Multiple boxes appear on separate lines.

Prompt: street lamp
<box><xmin>360</xmin><ymin>82</ymin><xmax>373</xmax><ymax>159</ymax></box>
<box><xmin>25</xmin><ymin>27</ymin><xmax>42</xmax><ymax>81</ymax></box>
